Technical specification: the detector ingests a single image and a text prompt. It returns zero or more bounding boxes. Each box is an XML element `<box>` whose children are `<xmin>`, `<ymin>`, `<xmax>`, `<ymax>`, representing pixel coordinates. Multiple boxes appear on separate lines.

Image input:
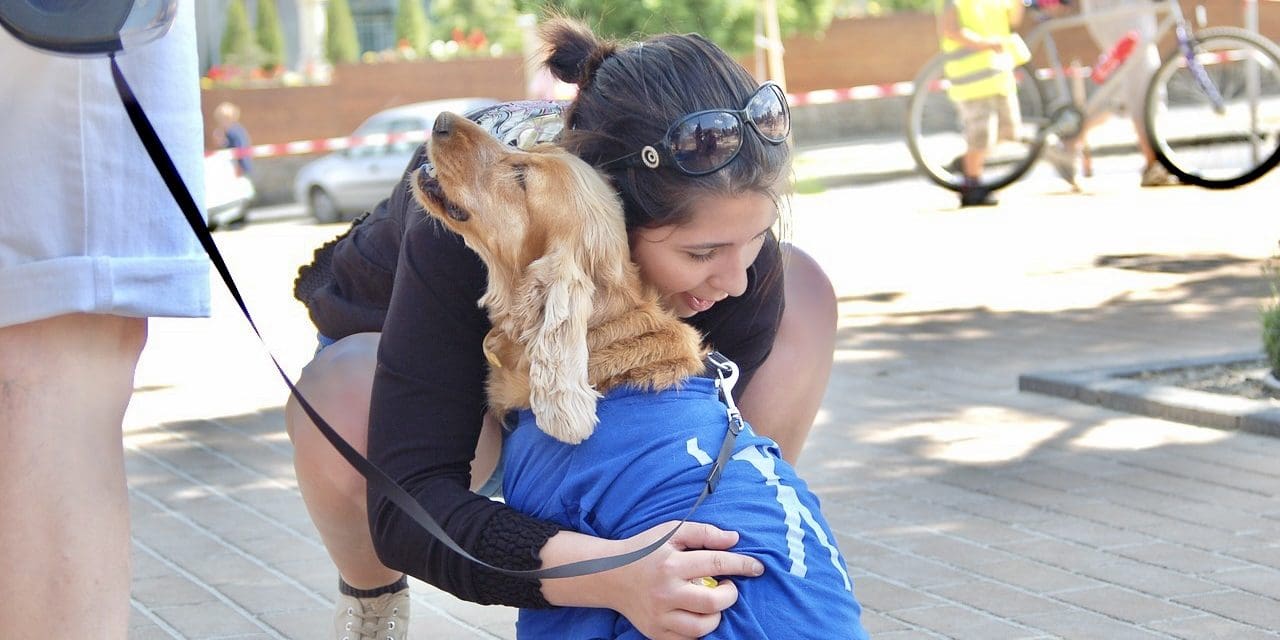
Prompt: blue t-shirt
<box><xmin>502</xmin><ymin>377</ymin><xmax>869</xmax><ymax>639</ymax></box>
<box><xmin>222</xmin><ymin>123</ymin><xmax>252</xmax><ymax>176</ymax></box>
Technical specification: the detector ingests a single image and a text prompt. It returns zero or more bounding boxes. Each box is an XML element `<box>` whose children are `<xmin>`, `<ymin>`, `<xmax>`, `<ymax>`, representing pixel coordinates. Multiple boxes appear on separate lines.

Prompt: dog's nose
<box><xmin>433</xmin><ymin>112</ymin><xmax>455</xmax><ymax>138</ymax></box>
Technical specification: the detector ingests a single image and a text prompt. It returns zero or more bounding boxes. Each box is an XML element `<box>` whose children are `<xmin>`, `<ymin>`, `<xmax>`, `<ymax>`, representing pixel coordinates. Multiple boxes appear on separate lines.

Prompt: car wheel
<box><xmin>226</xmin><ymin>202</ymin><xmax>250</xmax><ymax>228</ymax></box>
<box><xmin>309</xmin><ymin>187</ymin><xmax>342</xmax><ymax>224</ymax></box>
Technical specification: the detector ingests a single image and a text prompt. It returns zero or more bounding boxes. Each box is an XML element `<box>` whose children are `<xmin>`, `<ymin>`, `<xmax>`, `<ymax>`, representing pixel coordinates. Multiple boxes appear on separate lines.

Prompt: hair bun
<box><xmin>540</xmin><ymin>17</ymin><xmax>617</xmax><ymax>89</ymax></box>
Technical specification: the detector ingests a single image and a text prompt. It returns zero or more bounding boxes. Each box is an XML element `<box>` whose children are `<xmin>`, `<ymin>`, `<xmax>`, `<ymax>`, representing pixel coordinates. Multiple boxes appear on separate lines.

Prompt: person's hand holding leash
<box><xmin>615</xmin><ymin>522</ymin><xmax>763</xmax><ymax>640</ymax></box>
<box><xmin>541</xmin><ymin>521</ymin><xmax>763</xmax><ymax>639</ymax></box>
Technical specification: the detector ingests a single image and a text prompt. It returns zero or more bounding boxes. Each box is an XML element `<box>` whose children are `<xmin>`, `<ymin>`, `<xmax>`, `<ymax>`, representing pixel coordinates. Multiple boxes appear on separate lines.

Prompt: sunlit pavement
<box><xmin>124</xmin><ymin>154</ymin><xmax>1280</xmax><ymax>638</ymax></box>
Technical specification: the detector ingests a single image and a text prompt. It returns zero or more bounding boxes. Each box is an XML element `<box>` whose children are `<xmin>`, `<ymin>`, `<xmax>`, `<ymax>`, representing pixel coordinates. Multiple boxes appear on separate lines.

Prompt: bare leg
<box><xmin>1131</xmin><ymin>112</ymin><xmax>1157</xmax><ymax>167</ymax></box>
<box><xmin>0</xmin><ymin>313</ymin><xmax>147</xmax><ymax>640</ymax></box>
<box><xmin>285</xmin><ymin>332</ymin><xmax>501</xmax><ymax>589</ymax></box>
<box><xmin>736</xmin><ymin>245</ymin><xmax>838</xmax><ymax>466</ymax></box>
<box><xmin>963</xmin><ymin>149</ymin><xmax>987</xmax><ymax>182</ymax></box>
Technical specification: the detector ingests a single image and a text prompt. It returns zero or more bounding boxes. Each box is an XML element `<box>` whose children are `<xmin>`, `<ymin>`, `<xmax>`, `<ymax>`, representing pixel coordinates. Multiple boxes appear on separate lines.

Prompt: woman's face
<box><xmin>630</xmin><ymin>192</ymin><xmax>778</xmax><ymax>318</ymax></box>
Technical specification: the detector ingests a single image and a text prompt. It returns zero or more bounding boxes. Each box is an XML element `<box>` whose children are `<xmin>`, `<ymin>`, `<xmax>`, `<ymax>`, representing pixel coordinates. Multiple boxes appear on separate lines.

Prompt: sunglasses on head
<box><xmin>603</xmin><ymin>82</ymin><xmax>790</xmax><ymax>177</ymax></box>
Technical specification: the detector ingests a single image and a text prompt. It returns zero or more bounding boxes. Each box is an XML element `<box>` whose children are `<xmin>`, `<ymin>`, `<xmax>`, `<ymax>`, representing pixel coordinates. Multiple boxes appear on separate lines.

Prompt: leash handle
<box><xmin>110</xmin><ymin>54</ymin><xmax>740</xmax><ymax>580</ymax></box>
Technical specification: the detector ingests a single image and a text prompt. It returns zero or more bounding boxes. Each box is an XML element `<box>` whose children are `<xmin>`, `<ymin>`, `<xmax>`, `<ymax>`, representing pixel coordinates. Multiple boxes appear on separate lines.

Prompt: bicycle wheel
<box><xmin>1145</xmin><ymin>27</ymin><xmax>1280</xmax><ymax>189</ymax></box>
<box><xmin>905</xmin><ymin>55</ymin><xmax>1049</xmax><ymax>191</ymax></box>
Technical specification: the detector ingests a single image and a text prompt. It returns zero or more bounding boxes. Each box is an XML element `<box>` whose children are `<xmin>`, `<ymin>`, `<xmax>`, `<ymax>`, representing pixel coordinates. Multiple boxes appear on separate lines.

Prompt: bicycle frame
<box><xmin>905</xmin><ymin>0</ymin><xmax>1280</xmax><ymax>191</ymax></box>
<box><xmin>1020</xmin><ymin>0</ymin><xmax>1213</xmax><ymax>136</ymax></box>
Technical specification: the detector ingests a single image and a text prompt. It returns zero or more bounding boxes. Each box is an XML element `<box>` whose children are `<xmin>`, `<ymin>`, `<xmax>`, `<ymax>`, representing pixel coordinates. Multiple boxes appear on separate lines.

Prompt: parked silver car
<box><xmin>204</xmin><ymin>153</ymin><xmax>255</xmax><ymax>230</ymax></box>
<box><xmin>293</xmin><ymin>97</ymin><xmax>498</xmax><ymax>223</ymax></box>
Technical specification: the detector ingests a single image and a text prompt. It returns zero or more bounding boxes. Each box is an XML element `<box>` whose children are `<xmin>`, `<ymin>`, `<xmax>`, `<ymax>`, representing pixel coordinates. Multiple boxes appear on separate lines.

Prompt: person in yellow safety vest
<box><xmin>937</xmin><ymin>0</ymin><xmax>1028</xmax><ymax>206</ymax></box>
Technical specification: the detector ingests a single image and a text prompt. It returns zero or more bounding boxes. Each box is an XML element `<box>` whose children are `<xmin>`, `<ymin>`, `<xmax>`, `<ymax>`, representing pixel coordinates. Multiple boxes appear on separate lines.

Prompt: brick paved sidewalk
<box><xmin>124</xmin><ymin>168</ymin><xmax>1280</xmax><ymax>638</ymax></box>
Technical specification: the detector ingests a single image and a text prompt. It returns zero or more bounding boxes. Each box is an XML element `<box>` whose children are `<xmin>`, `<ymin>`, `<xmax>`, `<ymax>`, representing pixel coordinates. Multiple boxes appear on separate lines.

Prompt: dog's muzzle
<box><xmin>416</xmin><ymin>165</ymin><xmax>470</xmax><ymax>222</ymax></box>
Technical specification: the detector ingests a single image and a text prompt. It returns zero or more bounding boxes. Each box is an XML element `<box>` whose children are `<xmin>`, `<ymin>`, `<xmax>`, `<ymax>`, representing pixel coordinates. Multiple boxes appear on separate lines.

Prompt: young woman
<box><xmin>286</xmin><ymin>17</ymin><xmax>840</xmax><ymax>640</ymax></box>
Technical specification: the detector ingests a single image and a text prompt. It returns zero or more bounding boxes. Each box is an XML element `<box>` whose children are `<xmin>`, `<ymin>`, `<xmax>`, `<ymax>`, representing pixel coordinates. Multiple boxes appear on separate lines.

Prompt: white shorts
<box><xmin>1082</xmin><ymin>0</ymin><xmax>1162</xmax><ymax>116</ymax></box>
<box><xmin>0</xmin><ymin>3</ymin><xmax>210</xmax><ymax>328</ymax></box>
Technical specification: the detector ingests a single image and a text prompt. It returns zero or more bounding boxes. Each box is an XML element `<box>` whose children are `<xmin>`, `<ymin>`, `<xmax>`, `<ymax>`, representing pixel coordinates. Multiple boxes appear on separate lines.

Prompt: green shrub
<box><xmin>1263</xmin><ymin>306</ymin><xmax>1280</xmax><ymax>375</ymax></box>
<box><xmin>256</xmin><ymin>0</ymin><xmax>287</xmax><ymax>73</ymax></box>
<box><xmin>326</xmin><ymin>0</ymin><xmax>361</xmax><ymax>64</ymax></box>
<box><xmin>220</xmin><ymin>0</ymin><xmax>262</xmax><ymax>70</ymax></box>
<box><xmin>1264</xmin><ymin>254</ymin><xmax>1280</xmax><ymax>375</ymax></box>
<box><xmin>396</xmin><ymin>0</ymin><xmax>431</xmax><ymax>57</ymax></box>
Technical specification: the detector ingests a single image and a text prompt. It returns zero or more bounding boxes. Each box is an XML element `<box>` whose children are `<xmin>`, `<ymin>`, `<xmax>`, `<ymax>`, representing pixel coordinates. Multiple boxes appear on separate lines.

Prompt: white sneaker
<box><xmin>334</xmin><ymin>588</ymin><xmax>409</xmax><ymax>640</ymax></box>
<box><xmin>1141</xmin><ymin>163</ymin><xmax>1180</xmax><ymax>187</ymax></box>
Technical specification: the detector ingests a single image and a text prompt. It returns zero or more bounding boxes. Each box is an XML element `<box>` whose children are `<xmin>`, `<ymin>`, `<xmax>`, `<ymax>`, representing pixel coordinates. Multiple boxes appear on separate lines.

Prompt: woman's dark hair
<box><xmin>540</xmin><ymin>18</ymin><xmax>791</xmax><ymax>231</ymax></box>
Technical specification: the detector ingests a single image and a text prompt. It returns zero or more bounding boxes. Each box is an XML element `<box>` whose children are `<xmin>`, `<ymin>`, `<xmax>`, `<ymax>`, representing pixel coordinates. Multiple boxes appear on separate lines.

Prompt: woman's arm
<box><xmin>734</xmin><ymin>244</ymin><xmax>837</xmax><ymax>465</ymax></box>
<box><xmin>366</xmin><ymin>211</ymin><xmax>558</xmax><ymax>605</ymax></box>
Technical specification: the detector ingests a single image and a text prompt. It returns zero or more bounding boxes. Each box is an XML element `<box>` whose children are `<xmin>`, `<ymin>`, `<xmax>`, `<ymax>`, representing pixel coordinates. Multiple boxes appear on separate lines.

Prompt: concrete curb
<box><xmin>1018</xmin><ymin>351</ymin><xmax>1280</xmax><ymax>437</ymax></box>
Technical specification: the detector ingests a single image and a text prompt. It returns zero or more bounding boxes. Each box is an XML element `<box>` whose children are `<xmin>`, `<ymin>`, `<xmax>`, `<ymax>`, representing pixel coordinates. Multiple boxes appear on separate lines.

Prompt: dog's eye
<box><xmin>511</xmin><ymin>164</ymin><xmax>527</xmax><ymax>190</ymax></box>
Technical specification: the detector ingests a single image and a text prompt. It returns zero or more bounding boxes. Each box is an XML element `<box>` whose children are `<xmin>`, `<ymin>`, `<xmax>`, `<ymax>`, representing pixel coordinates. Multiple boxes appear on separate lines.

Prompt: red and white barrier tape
<box><xmin>785</xmin><ymin>81</ymin><xmax>918</xmax><ymax>105</ymax></box>
<box><xmin>208</xmin><ymin>130</ymin><xmax>429</xmax><ymax>161</ymax></box>
<box><xmin>208</xmin><ymin>49</ymin><xmax>1245</xmax><ymax>161</ymax></box>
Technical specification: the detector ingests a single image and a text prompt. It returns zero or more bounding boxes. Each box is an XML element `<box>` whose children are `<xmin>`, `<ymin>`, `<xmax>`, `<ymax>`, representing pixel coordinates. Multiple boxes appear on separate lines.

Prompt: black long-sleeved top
<box><xmin>297</xmin><ymin>133</ymin><xmax>786</xmax><ymax>608</ymax></box>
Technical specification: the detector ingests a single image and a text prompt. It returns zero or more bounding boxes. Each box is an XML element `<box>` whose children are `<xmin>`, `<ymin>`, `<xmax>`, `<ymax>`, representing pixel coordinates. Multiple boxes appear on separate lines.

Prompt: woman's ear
<box><xmin>518</xmin><ymin>242</ymin><xmax>600</xmax><ymax>444</ymax></box>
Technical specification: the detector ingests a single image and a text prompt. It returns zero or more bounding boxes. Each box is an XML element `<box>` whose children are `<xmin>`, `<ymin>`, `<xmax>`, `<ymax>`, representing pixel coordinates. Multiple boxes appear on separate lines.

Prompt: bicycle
<box><xmin>906</xmin><ymin>0</ymin><xmax>1280</xmax><ymax>191</ymax></box>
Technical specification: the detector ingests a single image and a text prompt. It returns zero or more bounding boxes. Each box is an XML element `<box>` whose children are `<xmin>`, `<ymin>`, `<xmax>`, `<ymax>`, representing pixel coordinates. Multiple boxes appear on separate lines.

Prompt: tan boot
<box><xmin>333</xmin><ymin>588</ymin><xmax>409</xmax><ymax>640</ymax></box>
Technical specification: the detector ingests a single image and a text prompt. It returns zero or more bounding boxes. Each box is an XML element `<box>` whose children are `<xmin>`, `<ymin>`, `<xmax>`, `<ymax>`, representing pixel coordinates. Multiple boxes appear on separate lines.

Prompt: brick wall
<box><xmin>201</xmin><ymin>56</ymin><xmax>527</xmax><ymax>150</ymax></box>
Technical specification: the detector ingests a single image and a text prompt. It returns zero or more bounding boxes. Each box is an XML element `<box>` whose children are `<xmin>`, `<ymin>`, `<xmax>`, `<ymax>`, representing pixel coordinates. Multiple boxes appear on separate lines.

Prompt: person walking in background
<box><xmin>1072</xmin><ymin>0</ymin><xmax>1181</xmax><ymax>186</ymax></box>
<box><xmin>937</xmin><ymin>0</ymin><xmax>1030</xmax><ymax>206</ymax></box>
<box><xmin>0</xmin><ymin>4</ymin><xmax>209</xmax><ymax>639</ymax></box>
<box><xmin>214</xmin><ymin>100</ymin><xmax>254</xmax><ymax>180</ymax></box>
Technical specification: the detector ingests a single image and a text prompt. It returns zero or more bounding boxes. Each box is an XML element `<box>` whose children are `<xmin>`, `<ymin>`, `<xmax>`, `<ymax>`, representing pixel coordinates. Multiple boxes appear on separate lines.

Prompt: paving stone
<box><xmin>1174</xmin><ymin>590</ymin><xmax>1280</xmax><ymax>631</ymax></box>
<box><xmin>857</xmin><ymin>609</ymin><xmax>916</xmax><ymax>635</ymax></box>
<box><xmin>1020</xmin><ymin>512</ymin><xmax>1158</xmax><ymax>549</ymax></box>
<box><xmin>929</xmin><ymin>580</ymin><xmax>1067</xmax><ymax>618</ymax></box>
<box><xmin>1052</xmin><ymin>585</ymin><xmax>1199</xmax><ymax>624</ymax></box>
<box><xmin>967</xmin><ymin>558</ymin><xmax>1104</xmax><ymax>595</ymax></box>
<box><xmin>1083</xmin><ymin>560</ymin><xmax>1222</xmax><ymax>599</ymax></box>
<box><xmin>142</xmin><ymin>600</ymin><xmax>272</xmax><ymax>638</ymax></box>
<box><xmin>1223</xmin><ymin>543</ymin><xmax>1280</xmax><ymax>569</ymax></box>
<box><xmin>891</xmin><ymin>604</ymin><xmax>1042</xmax><ymax>638</ymax></box>
<box><xmin>1204</xmin><ymin>566</ymin><xmax>1280</xmax><ymax>600</ymax></box>
<box><xmin>1146</xmin><ymin>613</ymin><xmax>1280</xmax><ymax>640</ymax></box>
<box><xmin>852</xmin><ymin>548</ymin><xmax>977</xmax><ymax>589</ymax></box>
<box><xmin>852</xmin><ymin>575</ymin><xmax>947</xmax><ymax>613</ymax></box>
<box><xmin>1110</xmin><ymin>542</ymin><xmax>1251</xmax><ymax>576</ymax></box>
<box><xmin>888</xmin><ymin>534</ymin><xmax>1017</xmax><ymax>570</ymax></box>
<box><xmin>1014</xmin><ymin>609</ymin><xmax>1173</xmax><ymax>638</ymax></box>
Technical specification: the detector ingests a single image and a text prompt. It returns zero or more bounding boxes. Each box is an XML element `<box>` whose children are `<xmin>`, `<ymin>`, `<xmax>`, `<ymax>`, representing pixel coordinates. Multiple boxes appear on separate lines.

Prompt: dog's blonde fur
<box><xmin>413</xmin><ymin>113</ymin><xmax>707</xmax><ymax>444</ymax></box>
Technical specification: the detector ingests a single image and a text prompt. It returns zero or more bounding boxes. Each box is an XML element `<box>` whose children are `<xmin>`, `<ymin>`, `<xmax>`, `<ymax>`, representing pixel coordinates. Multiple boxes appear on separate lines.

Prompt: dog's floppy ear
<box><xmin>518</xmin><ymin>241</ymin><xmax>600</xmax><ymax>444</ymax></box>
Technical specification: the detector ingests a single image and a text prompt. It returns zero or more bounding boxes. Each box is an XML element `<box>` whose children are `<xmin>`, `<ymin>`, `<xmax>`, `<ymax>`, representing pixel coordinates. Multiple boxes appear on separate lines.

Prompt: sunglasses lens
<box><xmin>747</xmin><ymin>85</ymin><xmax>790</xmax><ymax>142</ymax></box>
<box><xmin>669</xmin><ymin>111</ymin><xmax>743</xmax><ymax>174</ymax></box>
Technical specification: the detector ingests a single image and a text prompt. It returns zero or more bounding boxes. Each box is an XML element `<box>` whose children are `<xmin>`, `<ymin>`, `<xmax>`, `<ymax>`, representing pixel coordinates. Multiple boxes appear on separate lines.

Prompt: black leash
<box><xmin>109</xmin><ymin>54</ymin><xmax>744</xmax><ymax>579</ymax></box>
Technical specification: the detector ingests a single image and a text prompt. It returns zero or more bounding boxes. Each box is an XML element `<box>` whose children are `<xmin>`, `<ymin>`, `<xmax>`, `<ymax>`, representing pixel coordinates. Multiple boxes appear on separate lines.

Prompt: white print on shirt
<box><xmin>686</xmin><ymin>440</ymin><xmax>852</xmax><ymax>591</ymax></box>
<box><xmin>686</xmin><ymin>437</ymin><xmax>714</xmax><ymax>465</ymax></box>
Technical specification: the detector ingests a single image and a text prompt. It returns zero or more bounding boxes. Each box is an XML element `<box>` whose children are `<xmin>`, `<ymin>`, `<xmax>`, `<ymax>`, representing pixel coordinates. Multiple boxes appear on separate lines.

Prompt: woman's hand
<box><xmin>617</xmin><ymin>521</ymin><xmax>763</xmax><ymax>639</ymax></box>
<box><xmin>540</xmin><ymin>522</ymin><xmax>764</xmax><ymax>639</ymax></box>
